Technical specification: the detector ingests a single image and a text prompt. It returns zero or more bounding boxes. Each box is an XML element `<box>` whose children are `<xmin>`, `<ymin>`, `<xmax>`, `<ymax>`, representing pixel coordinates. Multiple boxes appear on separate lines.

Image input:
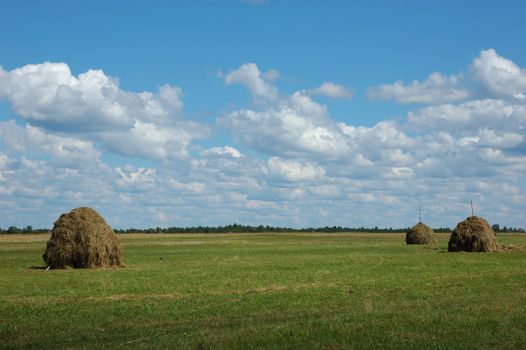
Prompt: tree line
<box><xmin>0</xmin><ymin>226</ymin><xmax>49</xmax><ymax>234</ymax></box>
<box><xmin>113</xmin><ymin>224</ymin><xmax>454</xmax><ymax>234</ymax></box>
<box><xmin>1</xmin><ymin>223</ymin><xmax>524</xmax><ymax>234</ymax></box>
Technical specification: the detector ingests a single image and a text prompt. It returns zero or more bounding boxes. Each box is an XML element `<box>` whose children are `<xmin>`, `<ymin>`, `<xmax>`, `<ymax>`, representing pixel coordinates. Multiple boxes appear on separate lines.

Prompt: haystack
<box><xmin>43</xmin><ymin>207</ymin><xmax>122</xmax><ymax>268</ymax></box>
<box><xmin>406</xmin><ymin>222</ymin><xmax>438</xmax><ymax>244</ymax></box>
<box><xmin>448</xmin><ymin>216</ymin><xmax>498</xmax><ymax>252</ymax></box>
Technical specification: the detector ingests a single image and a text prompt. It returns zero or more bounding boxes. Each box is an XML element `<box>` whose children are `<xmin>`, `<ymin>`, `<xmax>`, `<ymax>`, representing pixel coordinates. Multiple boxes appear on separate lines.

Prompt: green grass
<box><xmin>1</xmin><ymin>232</ymin><xmax>525</xmax><ymax>349</ymax></box>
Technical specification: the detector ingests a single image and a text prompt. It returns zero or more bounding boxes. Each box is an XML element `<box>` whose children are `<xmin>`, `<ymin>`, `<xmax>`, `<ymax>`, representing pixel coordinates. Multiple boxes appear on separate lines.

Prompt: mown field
<box><xmin>1</xmin><ymin>232</ymin><xmax>525</xmax><ymax>349</ymax></box>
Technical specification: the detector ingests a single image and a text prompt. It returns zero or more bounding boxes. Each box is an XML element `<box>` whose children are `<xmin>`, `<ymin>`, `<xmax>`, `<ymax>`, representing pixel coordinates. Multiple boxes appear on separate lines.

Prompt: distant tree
<box><xmin>7</xmin><ymin>226</ymin><xmax>19</xmax><ymax>234</ymax></box>
<box><xmin>492</xmin><ymin>224</ymin><xmax>500</xmax><ymax>232</ymax></box>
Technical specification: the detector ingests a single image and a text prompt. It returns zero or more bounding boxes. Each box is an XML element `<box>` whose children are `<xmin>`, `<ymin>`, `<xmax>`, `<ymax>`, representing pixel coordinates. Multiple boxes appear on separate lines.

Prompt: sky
<box><xmin>1</xmin><ymin>0</ymin><xmax>525</xmax><ymax>229</ymax></box>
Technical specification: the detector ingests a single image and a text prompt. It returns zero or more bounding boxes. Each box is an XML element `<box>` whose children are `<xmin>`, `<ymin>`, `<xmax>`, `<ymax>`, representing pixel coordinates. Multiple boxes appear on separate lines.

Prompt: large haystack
<box><xmin>448</xmin><ymin>216</ymin><xmax>498</xmax><ymax>252</ymax></box>
<box><xmin>406</xmin><ymin>222</ymin><xmax>438</xmax><ymax>244</ymax></box>
<box><xmin>43</xmin><ymin>207</ymin><xmax>122</xmax><ymax>268</ymax></box>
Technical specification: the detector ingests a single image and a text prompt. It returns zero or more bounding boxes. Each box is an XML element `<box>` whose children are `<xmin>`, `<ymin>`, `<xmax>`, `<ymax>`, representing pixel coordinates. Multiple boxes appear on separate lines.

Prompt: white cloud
<box><xmin>339</xmin><ymin>121</ymin><xmax>414</xmax><ymax>150</ymax></box>
<box><xmin>220</xmin><ymin>90</ymin><xmax>349</xmax><ymax>158</ymax></box>
<box><xmin>217</xmin><ymin>60</ymin><xmax>526</xmax><ymax>226</ymax></box>
<box><xmin>266</xmin><ymin>157</ymin><xmax>325</xmax><ymax>182</ymax></box>
<box><xmin>307</xmin><ymin>82</ymin><xmax>353</xmax><ymax>99</ymax></box>
<box><xmin>219</xmin><ymin>62</ymin><xmax>523</xmax><ymax>181</ymax></box>
<box><xmin>167</xmin><ymin>178</ymin><xmax>206</xmax><ymax>193</ymax></box>
<box><xmin>262</xmin><ymin>69</ymin><xmax>279</xmax><ymax>81</ymax></box>
<box><xmin>115</xmin><ymin>165</ymin><xmax>156</xmax><ymax>190</ymax></box>
<box><xmin>201</xmin><ymin>146</ymin><xmax>243</xmax><ymax>158</ymax></box>
<box><xmin>0</xmin><ymin>153</ymin><xmax>9</xmax><ymax>170</ymax></box>
<box><xmin>0</xmin><ymin>120</ymin><xmax>100</xmax><ymax>165</ymax></box>
<box><xmin>0</xmin><ymin>153</ymin><xmax>11</xmax><ymax>183</ymax></box>
<box><xmin>0</xmin><ymin>62</ymin><xmax>208</xmax><ymax>160</ymax></box>
<box><xmin>458</xmin><ymin>129</ymin><xmax>523</xmax><ymax>149</ymax></box>
<box><xmin>368</xmin><ymin>49</ymin><xmax>526</xmax><ymax>104</ymax></box>
<box><xmin>469</xmin><ymin>49</ymin><xmax>526</xmax><ymax>100</ymax></box>
<box><xmin>367</xmin><ymin>72</ymin><xmax>470</xmax><ymax>104</ymax></box>
<box><xmin>100</xmin><ymin>120</ymin><xmax>201</xmax><ymax>160</ymax></box>
<box><xmin>1</xmin><ymin>62</ymin><xmax>152</xmax><ymax>130</ymax></box>
<box><xmin>0</xmin><ymin>66</ymin><xmax>9</xmax><ymax>97</ymax></box>
<box><xmin>407</xmin><ymin>98</ymin><xmax>524</xmax><ymax>133</ymax></box>
<box><xmin>338</xmin><ymin>121</ymin><xmax>415</xmax><ymax>167</ymax></box>
<box><xmin>222</xmin><ymin>63</ymin><xmax>278</xmax><ymax>103</ymax></box>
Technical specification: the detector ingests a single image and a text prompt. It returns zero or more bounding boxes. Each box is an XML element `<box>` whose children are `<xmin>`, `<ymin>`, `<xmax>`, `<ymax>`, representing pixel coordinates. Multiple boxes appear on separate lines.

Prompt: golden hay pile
<box><xmin>406</xmin><ymin>222</ymin><xmax>438</xmax><ymax>244</ymax></box>
<box><xmin>448</xmin><ymin>216</ymin><xmax>498</xmax><ymax>252</ymax></box>
<box><xmin>43</xmin><ymin>207</ymin><xmax>123</xmax><ymax>268</ymax></box>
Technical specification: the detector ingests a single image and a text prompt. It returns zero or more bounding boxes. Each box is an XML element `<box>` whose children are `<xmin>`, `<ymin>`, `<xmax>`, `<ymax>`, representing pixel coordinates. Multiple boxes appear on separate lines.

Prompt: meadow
<box><xmin>1</xmin><ymin>232</ymin><xmax>525</xmax><ymax>349</ymax></box>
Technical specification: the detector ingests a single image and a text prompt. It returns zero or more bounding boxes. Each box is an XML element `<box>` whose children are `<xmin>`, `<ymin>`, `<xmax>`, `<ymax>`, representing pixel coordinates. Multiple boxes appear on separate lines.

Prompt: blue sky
<box><xmin>1</xmin><ymin>0</ymin><xmax>525</xmax><ymax>229</ymax></box>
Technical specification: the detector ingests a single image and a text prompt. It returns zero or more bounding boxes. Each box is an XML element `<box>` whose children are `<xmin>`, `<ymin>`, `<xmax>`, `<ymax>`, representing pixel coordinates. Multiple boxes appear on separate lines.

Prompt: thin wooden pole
<box><xmin>470</xmin><ymin>200</ymin><xmax>474</xmax><ymax>217</ymax></box>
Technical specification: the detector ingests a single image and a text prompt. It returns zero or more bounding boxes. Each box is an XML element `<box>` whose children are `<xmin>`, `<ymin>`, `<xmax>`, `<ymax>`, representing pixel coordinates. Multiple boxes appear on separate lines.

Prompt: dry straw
<box><xmin>406</xmin><ymin>222</ymin><xmax>438</xmax><ymax>245</ymax></box>
<box><xmin>43</xmin><ymin>207</ymin><xmax>123</xmax><ymax>268</ymax></box>
<box><xmin>448</xmin><ymin>216</ymin><xmax>498</xmax><ymax>252</ymax></box>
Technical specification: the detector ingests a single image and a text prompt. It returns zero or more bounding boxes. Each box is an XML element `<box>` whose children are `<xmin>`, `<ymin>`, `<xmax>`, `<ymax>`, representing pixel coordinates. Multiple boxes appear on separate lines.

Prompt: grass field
<box><xmin>1</xmin><ymin>232</ymin><xmax>525</xmax><ymax>349</ymax></box>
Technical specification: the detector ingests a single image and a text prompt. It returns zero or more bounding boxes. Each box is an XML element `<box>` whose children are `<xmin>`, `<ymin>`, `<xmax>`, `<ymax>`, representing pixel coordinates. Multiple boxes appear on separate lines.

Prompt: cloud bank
<box><xmin>1</xmin><ymin>49</ymin><xmax>525</xmax><ymax>229</ymax></box>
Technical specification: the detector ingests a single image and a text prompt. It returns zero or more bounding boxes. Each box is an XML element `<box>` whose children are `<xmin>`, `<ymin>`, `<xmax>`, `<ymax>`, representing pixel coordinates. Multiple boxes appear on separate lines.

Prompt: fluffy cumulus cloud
<box><xmin>469</xmin><ymin>49</ymin><xmax>526</xmax><ymax>100</ymax></box>
<box><xmin>220</xmin><ymin>90</ymin><xmax>349</xmax><ymax>158</ymax></box>
<box><xmin>368</xmin><ymin>72</ymin><xmax>470</xmax><ymax>104</ymax></box>
<box><xmin>1</xmin><ymin>51</ymin><xmax>525</xmax><ymax>229</ymax></box>
<box><xmin>0</xmin><ymin>62</ymin><xmax>208</xmax><ymax>159</ymax></box>
<box><xmin>99</xmin><ymin>121</ymin><xmax>203</xmax><ymax>160</ymax></box>
<box><xmin>368</xmin><ymin>49</ymin><xmax>526</xmax><ymax>104</ymax></box>
<box><xmin>221</xmin><ymin>63</ymin><xmax>278</xmax><ymax>103</ymax></box>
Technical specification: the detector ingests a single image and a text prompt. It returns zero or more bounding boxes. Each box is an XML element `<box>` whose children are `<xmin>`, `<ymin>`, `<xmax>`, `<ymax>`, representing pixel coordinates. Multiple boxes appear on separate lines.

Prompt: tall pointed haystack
<box><xmin>406</xmin><ymin>222</ymin><xmax>438</xmax><ymax>244</ymax></box>
<box><xmin>43</xmin><ymin>207</ymin><xmax>122</xmax><ymax>268</ymax></box>
<box><xmin>448</xmin><ymin>216</ymin><xmax>498</xmax><ymax>252</ymax></box>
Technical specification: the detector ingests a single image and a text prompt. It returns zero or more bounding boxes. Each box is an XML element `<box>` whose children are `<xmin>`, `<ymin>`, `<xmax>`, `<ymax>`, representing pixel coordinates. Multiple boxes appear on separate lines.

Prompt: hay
<box><xmin>406</xmin><ymin>222</ymin><xmax>438</xmax><ymax>244</ymax></box>
<box><xmin>43</xmin><ymin>207</ymin><xmax>123</xmax><ymax>268</ymax></box>
<box><xmin>447</xmin><ymin>216</ymin><xmax>498</xmax><ymax>252</ymax></box>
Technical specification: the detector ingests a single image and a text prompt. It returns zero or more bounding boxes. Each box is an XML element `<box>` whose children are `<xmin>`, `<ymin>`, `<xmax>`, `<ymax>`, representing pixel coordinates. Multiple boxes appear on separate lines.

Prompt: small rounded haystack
<box><xmin>406</xmin><ymin>222</ymin><xmax>438</xmax><ymax>244</ymax></box>
<box><xmin>43</xmin><ymin>207</ymin><xmax>122</xmax><ymax>268</ymax></box>
<box><xmin>448</xmin><ymin>216</ymin><xmax>498</xmax><ymax>252</ymax></box>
